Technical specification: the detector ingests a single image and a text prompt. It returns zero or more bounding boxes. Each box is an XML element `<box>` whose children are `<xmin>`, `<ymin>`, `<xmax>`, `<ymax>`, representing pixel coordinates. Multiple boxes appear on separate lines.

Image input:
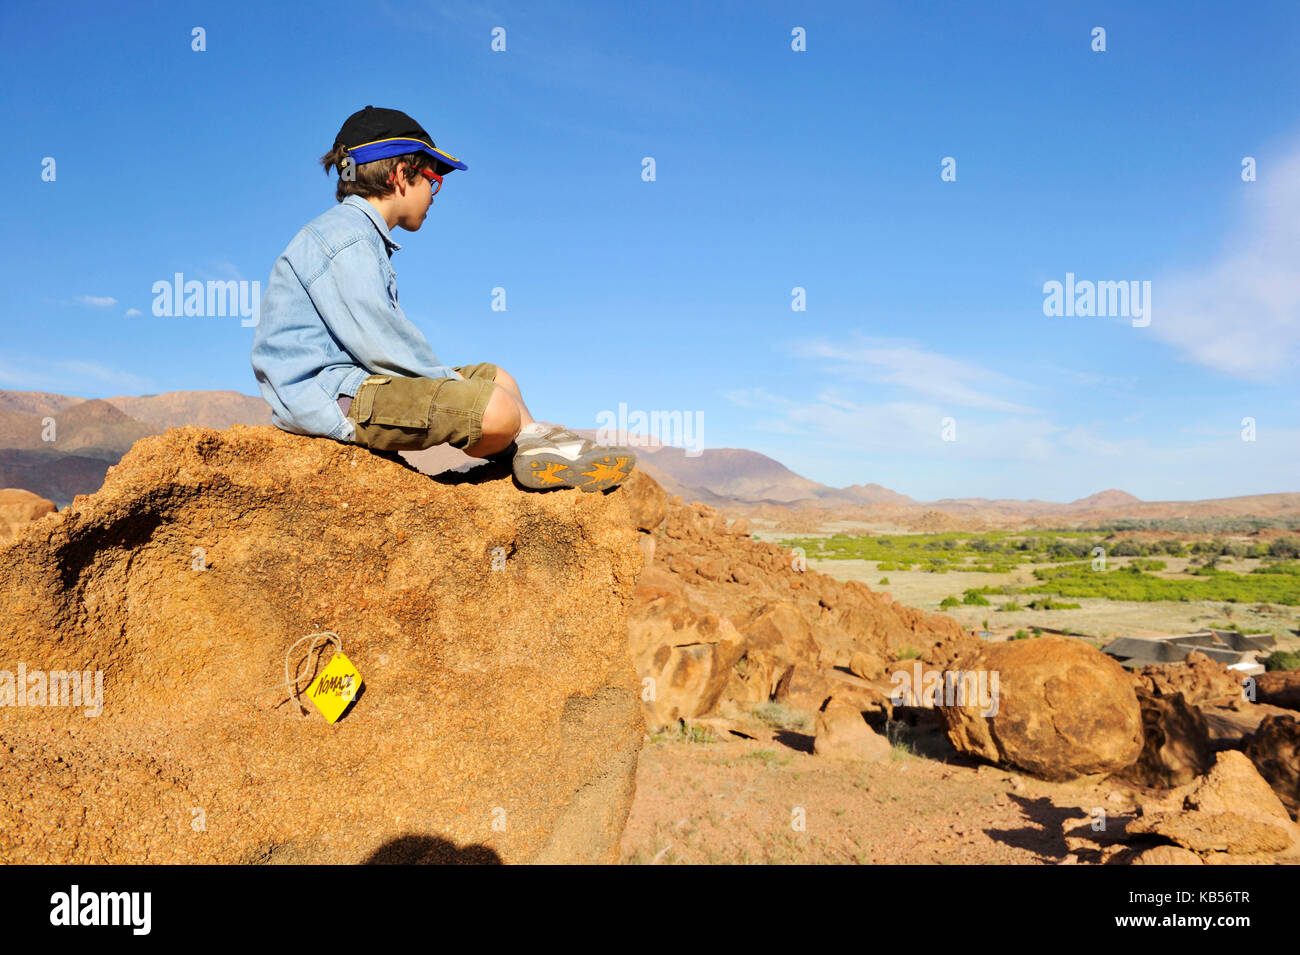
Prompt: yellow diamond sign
<box><xmin>305</xmin><ymin>652</ymin><xmax>362</xmax><ymax>724</ymax></box>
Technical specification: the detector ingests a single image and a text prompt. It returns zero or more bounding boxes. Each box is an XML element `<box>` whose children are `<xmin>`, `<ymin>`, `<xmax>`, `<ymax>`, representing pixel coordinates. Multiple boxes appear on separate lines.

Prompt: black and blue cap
<box><xmin>334</xmin><ymin>105</ymin><xmax>467</xmax><ymax>175</ymax></box>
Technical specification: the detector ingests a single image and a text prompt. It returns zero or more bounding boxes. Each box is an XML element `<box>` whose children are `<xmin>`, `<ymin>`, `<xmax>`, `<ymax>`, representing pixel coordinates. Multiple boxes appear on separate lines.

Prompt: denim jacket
<box><xmin>251</xmin><ymin>195</ymin><xmax>457</xmax><ymax>441</ymax></box>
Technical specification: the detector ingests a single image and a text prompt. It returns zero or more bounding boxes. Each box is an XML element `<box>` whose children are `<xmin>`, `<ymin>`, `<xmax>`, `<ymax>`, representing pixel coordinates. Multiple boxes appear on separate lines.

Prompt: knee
<box><xmin>493</xmin><ymin>366</ymin><xmax>517</xmax><ymax>391</ymax></box>
<box><xmin>473</xmin><ymin>384</ymin><xmax>521</xmax><ymax>453</ymax></box>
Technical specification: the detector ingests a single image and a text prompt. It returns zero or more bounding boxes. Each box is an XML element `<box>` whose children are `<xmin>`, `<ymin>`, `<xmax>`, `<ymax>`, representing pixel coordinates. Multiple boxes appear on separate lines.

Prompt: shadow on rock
<box><xmin>983</xmin><ymin>794</ymin><xmax>1079</xmax><ymax>860</ymax></box>
<box><xmin>774</xmin><ymin>729</ymin><xmax>815</xmax><ymax>753</ymax></box>
<box><xmin>363</xmin><ymin>835</ymin><xmax>503</xmax><ymax>865</ymax></box>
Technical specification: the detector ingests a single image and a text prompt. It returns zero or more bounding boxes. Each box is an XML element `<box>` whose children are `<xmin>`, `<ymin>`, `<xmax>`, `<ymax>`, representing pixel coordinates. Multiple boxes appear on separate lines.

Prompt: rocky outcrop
<box><xmin>1244</xmin><ymin>714</ymin><xmax>1300</xmax><ymax>818</ymax></box>
<box><xmin>0</xmin><ymin>488</ymin><xmax>56</xmax><ymax>540</ymax></box>
<box><xmin>627</xmin><ymin>492</ymin><xmax>973</xmax><ymax>729</ymax></box>
<box><xmin>0</xmin><ymin>425</ymin><xmax>647</xmax><ymax>864</ymax></box>
<box><xmin>1116</xmin><ymin>688</ymin><xmax>1213</xmax><ymax>789</ymax></box>
<box><xmin>1136</xmin><ymin>651</ymin><xmax>1244</xmax><ymax>708</ymax></box>
<box><xmin>1127</xmin><ymin>751</ymin><xmax>1300</xmax><ymax>860</ymax></box>
<box><xmin>939</xmin><ymin>637</ymin><xmax>1143</xmax><ymax>781</ymax></box>
<box><xmin>1064</xmin><ymin>751</ymin><xmax>1300</xmax><ymax>864</ymax></box>
<box><xmin>1255</xmin><ymin>670</ymin><xmax>1300</xmax><ymax>712</ymax></box>
<box><xmin>813</xmin><ymin>700</ymin><xmax>891</xmax><ymax>762</ymax></box>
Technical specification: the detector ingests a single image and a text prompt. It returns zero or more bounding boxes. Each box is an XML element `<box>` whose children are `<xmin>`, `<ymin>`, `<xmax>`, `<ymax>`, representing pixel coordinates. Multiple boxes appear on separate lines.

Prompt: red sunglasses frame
<box><xmin>420</xmin><ymin>167</ymin><xmax>444</xmax><ymax>196</ymax></box>
<box><xmin>385</xmin><ymin>167</ymin><xmax>444</xmax><ymax>195</ymax></box>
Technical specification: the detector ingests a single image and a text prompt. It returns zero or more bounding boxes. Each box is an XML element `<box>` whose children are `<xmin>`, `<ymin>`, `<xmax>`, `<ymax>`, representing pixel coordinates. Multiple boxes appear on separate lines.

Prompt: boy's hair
<box><xmin>319</xmin><ymin>145</ymin><xmax>446</xmax><ymax>202</ymax></box>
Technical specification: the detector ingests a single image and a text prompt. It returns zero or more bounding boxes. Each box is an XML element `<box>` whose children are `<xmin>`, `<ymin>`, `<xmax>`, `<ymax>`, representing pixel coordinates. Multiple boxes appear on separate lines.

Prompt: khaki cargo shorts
<box><xmin>346</xmin><ymin>363</ymin><xmax>498</xmax><ymax>452</ymax></box>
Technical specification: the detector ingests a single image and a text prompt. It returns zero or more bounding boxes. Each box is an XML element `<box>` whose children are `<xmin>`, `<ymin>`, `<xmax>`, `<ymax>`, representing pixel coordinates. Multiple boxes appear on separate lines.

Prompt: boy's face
<box><xmin>391</xmin><ymin>161</ymin><xmax>437</xmax><ymax>231</ymax></box>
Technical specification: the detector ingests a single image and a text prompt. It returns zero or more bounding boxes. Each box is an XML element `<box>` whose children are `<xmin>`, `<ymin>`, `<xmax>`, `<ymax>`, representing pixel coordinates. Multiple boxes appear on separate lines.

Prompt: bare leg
<box><xmin>492</xmin><ymin>367</ymin><xmax>535</xmax><ymax>428</ymax></box>
<box><xmin>464</xmin><ymin>384</ymin><xmax>521</xmax><ymax>458</ymax></box>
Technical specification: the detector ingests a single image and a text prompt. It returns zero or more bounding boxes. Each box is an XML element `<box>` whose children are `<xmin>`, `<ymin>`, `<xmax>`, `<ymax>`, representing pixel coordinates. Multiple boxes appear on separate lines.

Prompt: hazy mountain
<box><xmin>0</xmin><ymin>389</ymin><xmax>1296</xmax><ymax>523</ymax></box>
<box><xmin>105</xmin><ymin>391</ymin><xmax>272</xmax><ymax>430</ymax></box>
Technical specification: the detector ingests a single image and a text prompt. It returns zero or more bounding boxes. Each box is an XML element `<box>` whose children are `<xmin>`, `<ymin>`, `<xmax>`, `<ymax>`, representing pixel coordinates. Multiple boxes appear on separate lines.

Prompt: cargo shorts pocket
<box><xmin>348</xmin><ymin>374</ymin><xmax>438</xmax><ymax>451</ymax></box>
<box><xmin>347</xmin><ymin>373</ymin><xmax>492</xmax><ymax>453</ymax></box>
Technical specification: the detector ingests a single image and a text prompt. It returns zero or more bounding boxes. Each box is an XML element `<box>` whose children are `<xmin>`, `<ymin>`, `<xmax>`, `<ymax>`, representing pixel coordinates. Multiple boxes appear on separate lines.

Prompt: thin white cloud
<box><xmin>1155</xmin><ymin>142</ymin><xmax>1300</xmax><ymax>379</ymax></box>
<box><xmin>793</xmin><ymin>337</ymin><xmax>1039</xmax><ymax>414</ymax></box>
<box><xmin>75</xmin><ymin>295</ymin><xmax>117</xmax><ymax>308</ymax></box>
<box><xmin>0</xmin><ymin>357</ymin><xmax>152</xmax><ymax>394</ymax></box>
<box><xmin>722</xmin><ymin>387</ymin><xmax>793</xmax><ymax>410</ymax></box>
<box><xmin>124</xmin><ymin>308</ymin><xmax>142</xmax><ymax>317</ymax></box>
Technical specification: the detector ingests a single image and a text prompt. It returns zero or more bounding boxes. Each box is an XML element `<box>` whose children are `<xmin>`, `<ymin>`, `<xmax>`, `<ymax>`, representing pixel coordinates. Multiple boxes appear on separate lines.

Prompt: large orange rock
<box><xmin>626</xmin><ymin>569</ymin><xmax>743</xmax><ymax>729</ymax></box>
<box><xmin>1129</xmin><ymin>751</ymin><xmax>1300</xmax><ymax>857</ymax></box>
<box><xmin>813</xmin><ymin>700</ymin><xmax>890</xmax><ymax>762</ymax></box>
<box><xmin>1116</xmin><ymin>688</ymin><xmax>1213</xmax><ymax>789</ymax></box>
<box><xmin>1137</xmin><ymin>651</ymin><xmax>1244</xmax><ymax>708</ymax></box>
<box><xmin>1255</xmin><ymin>670</ymin><xmax>1300</xmax><ymax>712</ymax></box>
<box><xmin>622</xmin><ymin>479</ymin><xmax>975</xmax><ymax>728</ymax></box>
<box><xmin>1244</xmin><ymin>714</ymin><xmax>1300</xmax><ymax>818</ymax></box>
<box><xmin>939</xmin><ymin>636</ymin><xmax>1143</xmax><ymax>781</ymax></box>
<box><xmin>0</xmin><ymin>425</ymin><xmax>647</xmax><ymax>864</ymax></box>
<box><xmin>0</xmin><ymin>488</ymin><xmax>56</xmax><ymax>540</ymax></box>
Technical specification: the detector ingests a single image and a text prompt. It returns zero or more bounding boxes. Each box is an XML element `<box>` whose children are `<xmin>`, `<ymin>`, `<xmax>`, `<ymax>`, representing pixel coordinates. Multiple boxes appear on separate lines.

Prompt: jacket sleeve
<box><xmin>308</xmin><ymin>239</ymin><xmax>451</xmax><ymax>380</ymax></box>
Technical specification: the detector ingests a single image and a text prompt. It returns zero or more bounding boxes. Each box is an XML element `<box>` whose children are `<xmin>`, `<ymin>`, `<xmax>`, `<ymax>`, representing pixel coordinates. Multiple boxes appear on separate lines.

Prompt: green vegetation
<box><xmin>780</xmin><ymin>528</ymin><xmax>1300</xmax><ymax>572</ymax></box>
<box><xmin>649</xmin><ymin>720</ymin><xmax>717</xmax><ymax>744</ymax></box>
<box><xmin>752</xmin><ymin>702</ymin><xmax>812</xmax><ymax>732</ymax></box>
<box><xmin>744</xmin><ymin>749</ymin><xmax>792</xmax><ymax>767</ymax></box>
<box><xmin>1128</xmin><ymin>558</ymin><xmax>1168</xmax><ymax>571</ymax></box>
<box><xmin>1024</xmin><ymin>598</ymin><xmax>1082</xmax><ymax>611</ymax></box>
<box><xmin>776</xmin><ymin>528</ymin><xmax>1300</xmax><ymax>613</ymax></box>
<box><xmin>897</xmin><ymin>646</ymin><xmax>921</xmax><ymax>660</ymax></box>
<box><xmin>1027</xmin><ymin>563</ymin><xmax>1300</xmax><ymax>605</ymax></box>
<box><xmin>1264</xmin><ymin>650</ymin><xmax>1300</xmax><ymax>672</ymax></box>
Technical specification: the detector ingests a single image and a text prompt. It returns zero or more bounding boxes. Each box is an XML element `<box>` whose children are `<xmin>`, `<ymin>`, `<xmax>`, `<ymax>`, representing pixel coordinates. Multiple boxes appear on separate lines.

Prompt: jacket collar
<box><xmin>342</xmin><ymin>195</ymin><xmax>402</xmax><ymax>254</ymax></box>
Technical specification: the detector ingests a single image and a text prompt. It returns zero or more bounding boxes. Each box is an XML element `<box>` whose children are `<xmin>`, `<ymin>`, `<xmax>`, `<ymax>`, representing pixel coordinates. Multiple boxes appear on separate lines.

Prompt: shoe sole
<box><xmin>514</xmin><ymin>448</ymin><xmax>637</xmax><ymax>492</ymax></box>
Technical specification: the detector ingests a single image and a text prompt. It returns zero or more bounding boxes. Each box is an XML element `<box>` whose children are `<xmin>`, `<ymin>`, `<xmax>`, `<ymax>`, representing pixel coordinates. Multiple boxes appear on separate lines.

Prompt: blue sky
<box><xmin>2</xmin><ymin>0</ymin><xmax>1298</xmax><ymax>502</ymax></box>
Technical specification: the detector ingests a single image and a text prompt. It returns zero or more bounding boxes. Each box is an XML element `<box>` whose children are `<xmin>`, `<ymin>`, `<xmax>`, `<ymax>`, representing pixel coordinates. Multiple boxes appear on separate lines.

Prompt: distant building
<box><xmin>1103</xmin><ymin>628</ymin><xmax>1276</xmax><ymax>675</ymax></box>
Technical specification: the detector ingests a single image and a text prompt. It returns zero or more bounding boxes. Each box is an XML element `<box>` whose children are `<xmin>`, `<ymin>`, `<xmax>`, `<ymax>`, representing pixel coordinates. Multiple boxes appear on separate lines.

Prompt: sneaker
<box><xmin>512</xmin><ymin>422</ymin><xmax>637</xmax><ymax>492</ymax></box>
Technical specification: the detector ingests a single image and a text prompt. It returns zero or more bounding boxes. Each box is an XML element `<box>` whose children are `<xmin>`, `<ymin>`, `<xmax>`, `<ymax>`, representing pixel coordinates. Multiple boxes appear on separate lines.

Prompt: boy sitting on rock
<box><xmin>251</xmin><ymin>105</ymin><xmax>636</xmax><ymax>492</ymax></box>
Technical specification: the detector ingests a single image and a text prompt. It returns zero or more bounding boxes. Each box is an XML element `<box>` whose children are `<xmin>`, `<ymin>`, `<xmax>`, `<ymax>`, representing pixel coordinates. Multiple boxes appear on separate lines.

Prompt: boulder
<box><xmin>938</xmin><ymin>636</ymin><xmax>1143</xmax><ymax>781</ymax></box>
<box><xmin>626</xmin><ymin>571</ymin><xmax>743</xmax><ymax>729</ymax></box>
<box><xmin>724</xmin><ymin>602</ymin><xmax>822</xmax><ymax>705</ymax></box>
<box><xmin>1115</xmin><ymin>688</ymin><xmax>1213</xmax><ymax>789</ymax></box>
<box><xmin>849</xmin><ymin>650</ymin><xmax>887</xmax><ymax>681</ymax></box>
<box><xmin>1129</xmin><ymin>845</ymin><xmax>1203</xmax><ymax>865</ymax></box>
<box><xmin>619</xmin><ymin>469</ymin><xmax>668</xmax><ymax>534</ymax></box>
<box><xmin>0</xmin><ymin>488</ymin><xmax>56</xmax><ymax>540</ymax></box>
<box><xmin>1128</xmin><ymin>751</ymin><xmax>1300</xmax><ymax>857</ymax></box>
<box><xmin>0</xmin><ymin>425</ymin><xmax>647</xmax><ymax>864</ymax></box>
<box><xmin>1255</xmin><ymin>670</ymin><xmax>1300</xmax><ymax>712</ymax></box>
<box><xmin>813</xmin><ymin>700</ymin><xmax>891</xmax><ymax>762</ymax></box>
<box><xmin>1136</xmin><ymin>651</ymin><xmax>1244</xmax><ymax>708</ymax></box>
<box><xmin>1244</xmin><ymin>714</ymin><xmax>1300</xmax><ymax>818</ymax></box>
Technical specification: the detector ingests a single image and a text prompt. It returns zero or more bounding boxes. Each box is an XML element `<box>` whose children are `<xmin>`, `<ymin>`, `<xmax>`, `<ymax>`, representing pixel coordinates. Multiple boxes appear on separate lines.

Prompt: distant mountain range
<box><xmin>2</xmin><ymin>389</ymin><xmax>1297</xmax><ymax>526</ymax></box>
<box><xmin>0</xmin><ymin>390</ymin><xmax>270</xmax><ymax>505</ymax></box>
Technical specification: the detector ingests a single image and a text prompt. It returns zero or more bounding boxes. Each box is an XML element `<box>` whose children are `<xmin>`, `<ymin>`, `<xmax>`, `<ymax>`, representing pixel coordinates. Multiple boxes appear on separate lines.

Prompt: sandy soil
<box><xmin>620</xmin><ymin>711</ymin><xmax>1135</xmax><ymax>865</ymax></box>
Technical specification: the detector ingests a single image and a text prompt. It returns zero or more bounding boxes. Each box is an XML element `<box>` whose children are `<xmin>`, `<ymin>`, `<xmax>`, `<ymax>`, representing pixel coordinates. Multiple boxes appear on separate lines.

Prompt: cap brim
<box><xmin>422</xmin><ymin>145</ymin><xmax>467</xmax><ymax>171</ymax></box>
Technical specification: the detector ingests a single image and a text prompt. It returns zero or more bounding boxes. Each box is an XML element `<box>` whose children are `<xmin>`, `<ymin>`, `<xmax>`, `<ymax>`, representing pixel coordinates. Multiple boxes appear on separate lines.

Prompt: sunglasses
<box><xmin>420</xmin><ymin>167</ymin><xmax>444</xmax><ymax>196</ymax></box>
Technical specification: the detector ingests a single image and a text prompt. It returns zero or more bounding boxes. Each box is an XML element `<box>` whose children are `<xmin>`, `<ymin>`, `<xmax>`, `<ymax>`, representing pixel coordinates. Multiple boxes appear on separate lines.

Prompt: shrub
<box><xmin>939</xmin><ymin>596</ymin><xmax>960</xmax><ymax>609</ymax></box>
<box><xmin>752</xmin><ymin>702</ymin><xmax>812</xmax><ymax>731</ymax></box>
<box><xmin>1264</xmin><ymin>650</ymin><xmax>1300</xmax><ymax>672</ymax></box>
<box><xmin>962</xmin><ymin>591</ymin><xmax>992</xmax><ymax>606</ymax></box>
<box><xmin>1269</xmin><ymin>537</ymin><xmax>1300</xmax><ymax>559</ymax></box>
<box><xmin>1129</xmin><ymin>558</ymin><xmax>1167</xmax><ymax>572</ymax></box>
